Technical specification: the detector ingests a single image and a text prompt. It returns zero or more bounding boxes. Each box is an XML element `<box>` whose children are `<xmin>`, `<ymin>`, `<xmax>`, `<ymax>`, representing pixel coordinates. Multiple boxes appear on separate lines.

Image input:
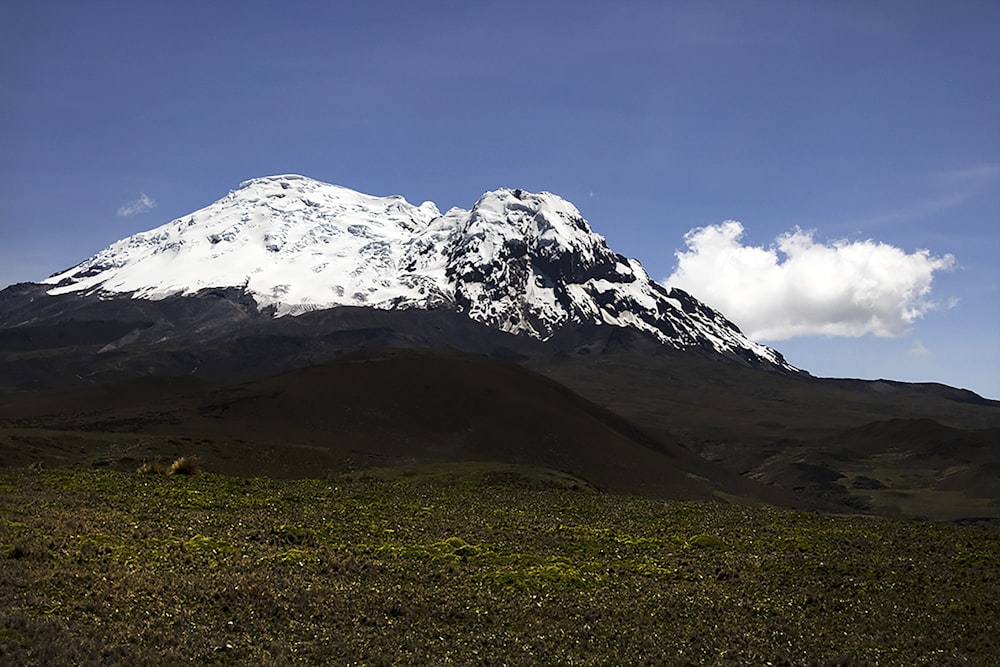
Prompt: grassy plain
<box><xmin>1</xmin><ymin>463</ymin><xmax>997</xmax><ymax>665</ymax></box>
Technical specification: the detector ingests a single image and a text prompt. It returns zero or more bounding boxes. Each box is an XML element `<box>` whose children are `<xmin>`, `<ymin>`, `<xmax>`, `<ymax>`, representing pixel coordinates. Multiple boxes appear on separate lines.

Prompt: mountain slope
<box><xmin>40</xmin><ymin>174</ymin><xmax>791</xmax><ymax>369</ymax></box>
<box><xmin>0</xmin><ymin>348</ymin><xmax>826</xmax><ymax>509</ymax></box>
<box><xmin>532</xmin><ymin>352</ymin><xmax>1000</xmax><ymax>520</ymax></box>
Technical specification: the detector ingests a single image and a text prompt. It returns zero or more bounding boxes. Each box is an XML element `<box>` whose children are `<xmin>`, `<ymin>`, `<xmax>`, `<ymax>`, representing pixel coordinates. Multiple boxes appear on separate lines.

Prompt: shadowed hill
<box><xmin>0</xmin><ymin>348</ymin><xmax>831</xmax><ymax>509</ymax></box>
<box><xmin>532</xmin><ymin>353</ymin><xmax>1000</xmax><ymax>520</ymax></box>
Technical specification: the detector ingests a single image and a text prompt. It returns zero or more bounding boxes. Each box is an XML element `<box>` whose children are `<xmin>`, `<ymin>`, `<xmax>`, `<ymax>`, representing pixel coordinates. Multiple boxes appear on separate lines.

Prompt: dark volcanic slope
<box><xmin>533</xmin><ymin>353</ymin><xmax>1000</xmax><ymax>520</ymax></box>
<box><xmin>0</xmin><ymin>348</ymin><xmax>824</xmax><ymax>509</ymax></box>
<box><xmin>0</xmin><ymin>282</ymin><xmax>793</xmax><ymax>393</ymax></box>
<box><xmin>0</xmin><ymin>283</ymin><xmax>553</xmax><ymax>392</ymax></box>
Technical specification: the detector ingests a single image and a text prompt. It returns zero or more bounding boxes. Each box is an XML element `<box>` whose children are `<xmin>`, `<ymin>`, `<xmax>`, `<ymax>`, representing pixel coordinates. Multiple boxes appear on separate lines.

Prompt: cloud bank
<box><xmin>663</xmin><ymin>221</ymin><xmax>955</xmax><ymax>340</ymax></box>
<box><xmin>117</xmin><ymin>192</ymin><xmax>156</xmax><ymax>217</ymax></box>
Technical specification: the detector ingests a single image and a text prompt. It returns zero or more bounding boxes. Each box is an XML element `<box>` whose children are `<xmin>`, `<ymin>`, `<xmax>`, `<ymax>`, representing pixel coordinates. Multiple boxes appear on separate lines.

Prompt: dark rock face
<box><xmin>0</xmin><ymin>282</ymin><xmax>570</xmax><ymax>391</ymax></box>
<box><xmin>438</xmin><ymin>189</ymin><xmax>792</xmax><ymax>369</ymax></box>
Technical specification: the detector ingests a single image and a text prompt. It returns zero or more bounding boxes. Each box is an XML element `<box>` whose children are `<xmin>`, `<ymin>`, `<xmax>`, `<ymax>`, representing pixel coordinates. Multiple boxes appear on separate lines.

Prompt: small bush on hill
<box><xmin>136</xmin><ymin>457</ymin><xmax>200</xmax><ymax>475</ymax></box>
<box><xmin>136</xmin><ymin>460</ymin><xmax>169</xmax><ymax>475</ymax></box>
<box><xmin>168</xmin><ymin>456</ymin><xmax>200</xmax><ymax>476</ymax></box>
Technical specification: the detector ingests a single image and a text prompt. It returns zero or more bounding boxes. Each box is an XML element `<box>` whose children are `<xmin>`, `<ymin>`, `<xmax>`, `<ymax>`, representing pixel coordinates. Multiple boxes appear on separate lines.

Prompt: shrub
<box><xmin>136</xmin><ymin>461</ymin><xmax>169</xmax><ymax>475</ymax></box>
<box><xmin>168</xmin><ymin>456</ymin><xmax>200</xmax><ymax>476</ymax></box>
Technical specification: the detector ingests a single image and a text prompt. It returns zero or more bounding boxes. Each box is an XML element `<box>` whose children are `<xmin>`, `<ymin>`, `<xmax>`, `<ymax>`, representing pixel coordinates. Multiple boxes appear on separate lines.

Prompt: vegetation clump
<box><xmin>167</xmin><ymin>455</ymin><xmax>200</xmax><ymax>475</ymax></box>
<box><xmin>136</xmin><ymin>460</ymin><xmax>170</xmax><ymax>475</ymax></box>
<box><xmin>137</xmin><ymin>456</ymin><xmax>200</xmax><ymax>476</ymax></box>
<box><xmin>0</xmin><ymin>466</ymin><xmax>997</xmax><ymax>665</ymax></box>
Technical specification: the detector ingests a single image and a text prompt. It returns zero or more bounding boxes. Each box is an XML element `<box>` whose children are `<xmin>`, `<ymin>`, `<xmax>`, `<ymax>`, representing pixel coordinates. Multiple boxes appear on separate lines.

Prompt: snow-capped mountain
<box><xmin>44</xmin><ymin>174</ymin><xmax>792</xmax><ymax>369</ymax></box>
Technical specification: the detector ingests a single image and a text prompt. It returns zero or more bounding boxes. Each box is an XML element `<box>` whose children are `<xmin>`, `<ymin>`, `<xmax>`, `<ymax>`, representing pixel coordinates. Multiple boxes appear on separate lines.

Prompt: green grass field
<box><xmin>1</xmin><ymin>463</ymin><xmax>997</xmax><ymax>665</ymax></box>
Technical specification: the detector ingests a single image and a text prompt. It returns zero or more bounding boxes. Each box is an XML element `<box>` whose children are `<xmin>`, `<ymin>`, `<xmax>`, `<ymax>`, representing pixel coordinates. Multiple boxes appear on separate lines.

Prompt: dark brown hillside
<box><xmin>0</xmin><ymin>348</ymin><xmax>830</xmax><ymax>509</ymax></box>
<box><xmin>532</xmin><ymin>353</ymin><xmax>1000</xmax><ymax>520</ymax></box>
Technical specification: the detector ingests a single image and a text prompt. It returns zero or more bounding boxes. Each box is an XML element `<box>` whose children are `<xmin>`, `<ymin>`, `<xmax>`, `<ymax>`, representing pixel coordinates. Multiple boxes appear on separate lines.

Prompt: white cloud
<box><xmin>117</xmin><ymin>192</ymin><xmax>156</xmax><ymax>217</ymax></box>
<box><xmin>907</xmin><ymin>340</ymin><xmax>930</xmax><ymax>356</ymax></box>
<box><xmin>663</xmin><ymin>221</ymin><xmax>955</xmax><ymax>340</ymax></box>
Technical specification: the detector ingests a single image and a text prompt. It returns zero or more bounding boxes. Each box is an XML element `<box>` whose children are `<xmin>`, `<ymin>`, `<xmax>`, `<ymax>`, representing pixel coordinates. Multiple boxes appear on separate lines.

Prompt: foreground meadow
<box><xmin>1</xmin><ymin>464</ymin><xmax>997</xmax><ymax>665</ymax></box>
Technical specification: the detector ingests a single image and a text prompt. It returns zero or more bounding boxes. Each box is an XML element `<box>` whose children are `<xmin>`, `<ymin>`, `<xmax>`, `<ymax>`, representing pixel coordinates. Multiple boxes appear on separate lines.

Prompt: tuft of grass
<box><xmin>136</xmin><ymin>460</ymin><xmax>170</xmax><ymax>475</ymax></box>
<box><xmin>167</xmin><ymin>456</ymin><xmax>200</xmax><ymax>476</ymax></box>
<box><xmin>137</xmin><ymin>456</ymin><xmax>201</xmax><ymax>476</ymax></box>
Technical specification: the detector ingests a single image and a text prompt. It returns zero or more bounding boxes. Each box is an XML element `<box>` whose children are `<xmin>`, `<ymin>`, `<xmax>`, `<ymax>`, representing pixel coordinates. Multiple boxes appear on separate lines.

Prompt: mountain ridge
<box><xmin>41</xmin><ymin>174</ymin><xmax>792</xmax><ymax>370</ymax></box>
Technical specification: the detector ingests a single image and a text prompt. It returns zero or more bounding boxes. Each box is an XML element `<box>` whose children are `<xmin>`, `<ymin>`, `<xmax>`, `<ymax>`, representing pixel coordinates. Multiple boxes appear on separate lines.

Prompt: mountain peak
<box><xmin>237</xmin><ymin>173</ymin><xmax>314</xmax><ymax>188</ymax></box>
<box><xmin>470</xmin><ymin>188</ymin><xmax>593</xmax><ymax>234</ymax></box>
<box><xmin>42</xmin><ymin>175</ymin><xmax>793</xmax><ymax>369</ymax></box>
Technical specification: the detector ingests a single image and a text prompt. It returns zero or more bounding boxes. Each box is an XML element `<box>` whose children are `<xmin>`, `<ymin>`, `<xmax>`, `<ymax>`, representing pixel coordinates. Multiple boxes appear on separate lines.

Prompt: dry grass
<box><xmin>136</xmin><ymin>460</ymin><xmax>169</xmax><ymax>475</ymax></box>
<box><xmin>136</xmin><ymin>456</ymin><xmax>199</xmax><ymax>476</ymax></box>
<box><xmin>167</xmin><ymin>455</ymin><xmax>200</xmax><ymax>476</ymax></box>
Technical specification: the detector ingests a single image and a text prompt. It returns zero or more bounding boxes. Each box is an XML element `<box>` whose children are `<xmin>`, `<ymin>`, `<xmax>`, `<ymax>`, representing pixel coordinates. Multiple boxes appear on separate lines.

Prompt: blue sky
<box><xmin>2</xmin><ymin>1</ymin><xmax>998</xmax><ymax>398</ymax></box>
